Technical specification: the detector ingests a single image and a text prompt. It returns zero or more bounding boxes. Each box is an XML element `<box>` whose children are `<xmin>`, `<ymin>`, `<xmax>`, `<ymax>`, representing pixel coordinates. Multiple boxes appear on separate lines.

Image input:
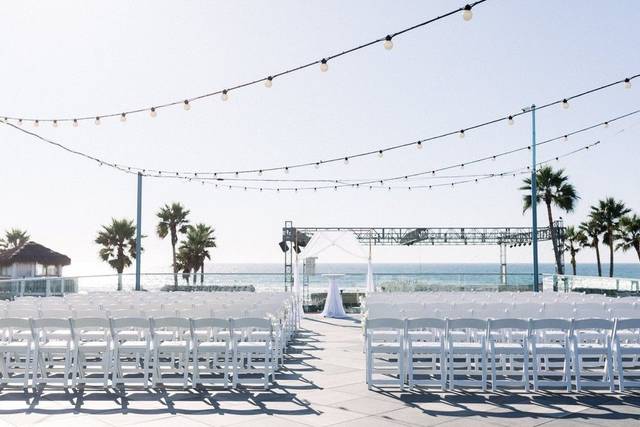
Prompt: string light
<box><xmin>625</xmin><ymin>78</ymin><xmax>632</xmax><ymax>89</ymax></box>
<box><xmin>265</xmin><ymin>77</ymin><xmax>273</xmax><ymax>88</ymax></box>
<box><xmin>463</xmin><ymin>4</ymin><xmax>473</xmax><ymax>21</ymax></box>
<box><xmin>183</xmin><ymin>100</ymin><xmax>191</xmax><ymax>111</ymax></box>
<box><xmin>562</xmin><ymin>99</ymin><xmax>569</xmax><ymax>109</ymax></box>
<box><xmin>604</xmin><ymin>121</ymin><xmax>609</xmax><ymax>128</ymax></box>
<box><xmin>150</xmin><ymin>107</ymin><xmax>157</xmax><ymax>118</ymax></box>
<box><xmin>221</xmin><ymin>90</ymin><xmax>229</xmax><ymax>101</ymax></box>
<box><xmin>34</xmin><ymin>120</ymin><xmax>39</xmax><ymax>128</ymax></box>
<box><xmin>52</xmin><ymin>120</ymin><xmax>58</xmax><ymax>128</ymax></box>
<box><xmin>344</xmin><ymin>157</ymin><xmax>349</xmax><ymax>165</ymax></box>
<box><xmin>417</xmin><ymin>141</ymin><xmax>423</xmax><ymax>149</ymax></box>
<box><xmin>383</xmin><ymin>35</ymin><xmax>393</xmax><ymax>50</ymax></box>
<box><xmin>315</xmin><ymin>162</ymin><xmax>320</xmax><ymax>169</ymax></box>
<box><xmin>73</xmin><ymin>119</ymin><xmax>78</xmax><ymax>128</ymax></box>
<box><xmin>508</xmin><ymin>115</ymin><xmax>514</xmax><ymax>125</ymax></box>
<box><xmin>459</xmin><ymin>129</ymin><xmax>465</xmax><ymax>138</ymax></box>
<box><xmin>95</xmin><ymin>117</ymin><xmax>101</xmax><ymax>126</ymax></box>
<box><xmin>120</xmin><ymin>113</ymin><xmax>127</xmax><ymax>122</ymax></box>
<box><xmin>563</xmin><ymin>135</ymin><xmax>568</xmax><ymax>142</ymax></box>
<box><xmin>320</xmin><ymin>59</ymin><xmax>329</xmax><ymax>72</ymax></box>
<box><xmin>378</xmin><ymin>150</ymin><xmax>384</xmax><ymax>158</ymax></box>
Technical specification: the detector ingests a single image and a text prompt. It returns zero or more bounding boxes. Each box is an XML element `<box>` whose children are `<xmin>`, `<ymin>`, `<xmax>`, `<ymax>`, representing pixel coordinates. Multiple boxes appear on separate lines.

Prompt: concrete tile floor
<box><xmin>0</xmin><ymin>313</ymin><xmax>639</xmax><ymax>426</ymax></box>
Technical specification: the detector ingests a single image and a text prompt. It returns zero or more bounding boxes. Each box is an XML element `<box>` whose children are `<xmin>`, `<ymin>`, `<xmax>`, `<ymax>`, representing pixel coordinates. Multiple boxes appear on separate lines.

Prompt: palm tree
<box><xmin>563</xmin><ymin>226</ymin><xmax>587</xmax><ymax>275</ymax></box>
<box><xmin>156</xmin><ymin>202</ymin><xmax>190</xmax><ymax>289</ymax></box>
<box><xmin>179</xmin><ymin>224</ymin><xmax>217</xmax><ymax>285</ymax></box>
<box><xmin>617</xmin><ymin>214</ymin><xmax>640</xmax><ymax>262</ymax></box>
<box><xmin>590</xmin><ymin>198</ymin><xmax>631</xmax><ymax>277</ymax></box>
<box><xmin>579</xmin><ymin>217</ymin><xmax>605</xmax><ymax>276</ymax></box>
<box><xmin>520</xmin><ymin>166</ymin><xmax>579</xmax><ymax>274</ymax></box>
<box><xmin>0</xmin><ymin>228</ymin><xmax>30</xmax><ymax>250</ymax></box>
<box><xmin>95</xmin><ymin>218</ymin><xmax>142</xmax><ymax>290</ymax></box>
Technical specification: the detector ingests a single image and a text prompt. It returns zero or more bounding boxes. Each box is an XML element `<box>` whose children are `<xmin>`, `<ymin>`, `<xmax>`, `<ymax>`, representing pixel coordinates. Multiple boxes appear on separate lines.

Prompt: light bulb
<box><xmin>120</xmin><ymin>113</ymin><xmax>126</xmax><ymax>122</ymax></box>
<box><xmin>408</xmin><ymin>187</ymin><xmax>411</xmax><ymax>191</ymax></box>
<box><xmin>459</xmin><ymin>130</ymin><xmax>465</xmax><ymax>138</ymax></box>
<box><xmin>508</xmin><ymin>115</ymin><xmax>514</xmax><ymax>125</ymax></box>
<box><xmin>284</xmin><ymin>167</ymin><xmax>289</xmax><ymax>174</ymax></box>
<box><xmin>463</xmin><ymin>4</ymin><xmax>473</xmax><ymax>21</ymax></box>
<box><xmin>52</xmin><ymin>120</ymin><xmax>58</xmax><ymax>127</ymax></box>
<box><xmin>315</xmin><ymin>162</ymin><xmax>320</xmax><ymax>169</ymax></box>
<box><xmin>34</xmin><ymin>120</ymin><xmax>39</xmax><ymax>127</ymax></box>
<box><xmin>562</xmin><ymin>99</ymin><xmax>569</xmax><ymax>109</ymax></box>
<box><xmin>221</xmin><ymin>90</ymin><xmax>229</xmax><ymax>101</ymax></box>
<box><xmin>95</xmin><ymin>117</ymin><xmax>101</xmax><ymax>125</ymax></box>
<box><xmin>183</xmin><ymin>100</ymin><xmax>191</xmax><ymax>111</ymax></box>
<box><xmin>383</xmin><ymin>35</ymin><xmax>393</xmax><ymax>50</ymax></box>
<box><xmin>344</xmin><ymin>157</ymin><xmax>349</xmax><ymax>165</ymax></box>
<box><xmin>417</xmin><ymin>141</ymin><xmax>423</xmax><ymax>149</ymax></box>
<box><xmin>150</xmin><ymin>107</ymin><xmax>157</xmax><ymax>117</ymax></box>
<box><xmin>258</xmin><ymin>170</ymin><xmax>263</xmax><ymax>176</ymax></box>
<box><xmin>73</xmin><ymin>119</ymin><xmax>78</xmax><ymax>127</ymax></box>
<box><xmin>624</xmin><ymin>78</ymin><xmax>631</xmax><ymax>89</ymax></box>
<box><xmin>604</xmin><ymin>121</ymin><xmax>609</xmax><ymax>128</ymax></box>
<box><xmin>378</xmin><ymin>150</ymin><xmax>384</xmax><ymax>158</ymax></box>
<box><xmin>334</xmin><ymin>186</ymin><xmax>337</xmax><ymax>191</ymax></box>
<box><xmin>563</xmin><ymin>135</ymin><xmax>568</xmax><ymax>142</ymax></box>
<box><xmin>18</xmin><ymin>119</ymin><xmax>23</xmax><ymax>125</ymax></box>
<box><xmin>320</xmin><ymin>59</ymin><xmax>328</xmax><ymax>72</ymax></box>
<box><xmin>265</xmin><ymin>77</ymin><xmax>273</xmax><ymax>88</ymax></box>
<box><xmin>460</xmin><ymin>164</ymin><xmax>465</xmax><ymax>169</ymax></box>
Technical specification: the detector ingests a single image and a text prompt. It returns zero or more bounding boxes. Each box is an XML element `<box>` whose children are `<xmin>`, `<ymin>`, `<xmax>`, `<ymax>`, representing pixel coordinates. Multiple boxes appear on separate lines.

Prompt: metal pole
<box><xmin>530</xmin><ymin>105</ymin><xmax>540</xmax><ymax>292</ymax></box>
<box><xmin>135</xmin><ymin>172</ymin><xmax>142</xmax><ymax>291</ymax></box>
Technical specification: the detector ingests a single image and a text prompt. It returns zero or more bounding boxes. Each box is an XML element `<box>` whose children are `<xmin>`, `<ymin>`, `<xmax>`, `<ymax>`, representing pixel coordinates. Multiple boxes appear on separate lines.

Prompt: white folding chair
<box><xmin>406</xmin><ymin>318</ymin><xmax>446</xmax><ymax>390</ymax></box>
<box><xmin>71</xmin><ymin>317</ymin><xmax>112</xmax><ymax>387</ymax></box>
<box><xmin>529</xmin><ymin>318</ymin><xmax>573</xmax><ymax>391</ymax></box>
<box><xmin>31</xmin><ymin>318</ymin><xmax>74</xmax><ymax>387</ymax></box>
<box><xmin>446</xmin><ymin>318</ymin><xmax>488</xmax><ymax>391</ymax></box>
<box><xmin>488</xmin><ymin>318</ymin><xmax>530</xmax><ymax>392</ymax></box>
<box><xmin>0</xmin><ymin>318</ymin><xmax>34</xmax><ymax>388</ymax></box>
<box><xmin>365</xmin><ymin>318</ymin><xmax>405</xmax><ymax>390</ymax></box>
<box><xmin>613</xmin><ymin>318</ymin><xmax>640</xmax><ymax>391</ymax></box>
<box><xmin>110</xmin><ymin>317</ymin><xmax>152</xmax><ymax>387</ymax></box>
<box><xmin>571</xmin><ymin>318</ymin><xmax>615</xmax><ymax>391</ymax></box>
<box><xmin>150</xmin><ymin>317</ymin><xmax>191</xmax><ymax>387</ymax></box>
<box><xmin>231</xmin><ymin>318</ymin><xmax>275</xmax><ymax>389</ymax></box>
<box><xmin>190</xmin><ymin>318</ymin><xmax>232</xmax><ymax>388</ymax></box>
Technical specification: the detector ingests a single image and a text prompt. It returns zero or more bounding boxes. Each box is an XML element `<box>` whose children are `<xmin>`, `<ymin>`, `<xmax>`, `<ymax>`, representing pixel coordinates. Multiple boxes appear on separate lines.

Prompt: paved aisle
<box><xmin>0</xmin><ymin>314</ymin><xmax>638</xmax><ymax>426</ymax></box>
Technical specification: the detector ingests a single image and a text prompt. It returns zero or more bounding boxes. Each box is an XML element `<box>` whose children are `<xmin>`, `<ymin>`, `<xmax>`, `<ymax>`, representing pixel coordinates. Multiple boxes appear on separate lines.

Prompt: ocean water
<box><xmin>62</xmin><ymin>262</ymin><xmax>640</xmax><ymax>293</ymax></box>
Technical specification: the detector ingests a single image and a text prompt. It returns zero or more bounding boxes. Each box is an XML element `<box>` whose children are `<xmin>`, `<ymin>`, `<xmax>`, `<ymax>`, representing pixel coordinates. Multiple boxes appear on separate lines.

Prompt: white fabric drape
<box><xmin>366</xmin><ymin>257</ymin><xmax>375</xmax><ymax>293</ymax></box>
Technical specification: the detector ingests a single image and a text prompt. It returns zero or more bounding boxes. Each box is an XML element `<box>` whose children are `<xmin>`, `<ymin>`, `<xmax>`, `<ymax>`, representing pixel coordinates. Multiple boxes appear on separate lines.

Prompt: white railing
<box><xmin>543</xmin><ymin>274</ymin><xmax>640</xmax><ymax>293</ymax></box>
<box><xmin>0</xmin><ymin>276</ymin><xmax>78</xmax><ymax>298</ymax></box>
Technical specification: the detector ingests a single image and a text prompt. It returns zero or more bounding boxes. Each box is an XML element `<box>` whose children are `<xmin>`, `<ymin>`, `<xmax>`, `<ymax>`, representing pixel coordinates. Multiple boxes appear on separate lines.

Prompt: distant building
<box><xmin>0</xmin><ymin>242</ymin><xmax>71</xmax><ymax>279</ymax></box>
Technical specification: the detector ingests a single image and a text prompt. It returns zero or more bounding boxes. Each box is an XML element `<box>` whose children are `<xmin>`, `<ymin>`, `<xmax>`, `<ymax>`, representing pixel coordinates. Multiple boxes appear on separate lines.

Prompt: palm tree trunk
<box><xmin>172</xmin><ymin>243</ymin><xmax>178</xmax><ymax>290</ymax></box>
<box><xmin>609</xmin><ymin>227</ymin><xmax>614</xmax><ymax>277</ymax></box>
<box><xmin>571</xmin><ymin>252</ymin><xmax>577</xmax><ymax>275</ymax></box>
<box><xmin>594</xmin><ymin>241</ymin><xmax>602</xmax><ymax>276</ymax></box>
<box><xmin>200</xmin><ymin>261</ymin><xmax>204</xmax><ymax>284</ymax></box>
<box><xmin>117</xmin><ymin>272</ymin><xmax>123</xmax><ymax>291</ymax></box>
<box><xmin>546</xmin><ymin>201</ymin><xmax>563</xmax><ymax>274</ymax></box>
<box><xmin>636</xmin><ymin>244</ymin><xmax>640</xmax><ymax>262</ymax></box>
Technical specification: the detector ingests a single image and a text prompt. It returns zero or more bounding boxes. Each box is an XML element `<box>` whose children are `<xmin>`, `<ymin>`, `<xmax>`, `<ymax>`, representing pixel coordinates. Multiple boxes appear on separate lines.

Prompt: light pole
<box><xmin>135</xmin><ymin>172</ymin><xmax>142</xmax><ymax>291</ymax></box>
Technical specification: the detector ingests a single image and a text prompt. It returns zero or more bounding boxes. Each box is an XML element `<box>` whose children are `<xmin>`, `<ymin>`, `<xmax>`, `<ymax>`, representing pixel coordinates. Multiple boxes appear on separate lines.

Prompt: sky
<box><xmin>0</xmin><ymin>0</ymin><xmax>639</xmax><ymax>276</ymax></box>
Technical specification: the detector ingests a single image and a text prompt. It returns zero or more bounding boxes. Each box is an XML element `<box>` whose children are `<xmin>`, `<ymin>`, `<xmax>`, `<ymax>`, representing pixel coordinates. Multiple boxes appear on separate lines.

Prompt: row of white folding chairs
<box><xmin>0</xmin><ymin>316</ymin><xmax>278</xmax><ymax>390</ymax></box>
<box><xmin>364</xmin><ymin>292</ymin><xmax>631</xmax><ymax>304</ymax></box>
<box><xmin>365</xmin><ymin>317</ymin><xmax>640</xmax><ymax>392</ymax></box>
<box><xmin>365</xmin><ymin>302</ymin><xmax>639</xmax><ymax>321</ymax></box>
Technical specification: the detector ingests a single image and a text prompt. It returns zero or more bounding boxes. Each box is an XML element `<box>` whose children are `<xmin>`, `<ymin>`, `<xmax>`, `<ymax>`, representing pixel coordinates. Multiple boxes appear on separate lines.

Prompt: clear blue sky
<box><xmin>1</xmin><ymin>0</ymin><xmax>638</xmax><ymax>275</ymax></box>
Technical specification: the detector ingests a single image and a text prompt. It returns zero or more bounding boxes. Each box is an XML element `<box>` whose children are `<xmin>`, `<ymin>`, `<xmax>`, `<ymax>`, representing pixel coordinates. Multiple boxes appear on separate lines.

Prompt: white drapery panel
<box><xmin>300</xmin><ymin>231</ymin><xmax>375</xmax><ymax>293</ymax></box>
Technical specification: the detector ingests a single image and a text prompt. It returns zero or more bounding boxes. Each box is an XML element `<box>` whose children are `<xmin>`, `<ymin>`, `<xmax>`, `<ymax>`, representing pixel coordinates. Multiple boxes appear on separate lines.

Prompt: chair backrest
<box><xmin>488</xmin><ymin>318</ymin><xmax>530</xmax><ymax>332</ymax></box>
<box><xmin>530</xmin><ymin>318</ymin><xmax>572</xmax><ymax>332</ymax></box>
<box><xmin>232</xmin><ymin>317</ymin><xmax>272</xmax><ymax>330</ymax></box>
<box><xmin>5</xmin><ymin>309</ymin><xmax>38</xmax><ymax>319</ymax></box>
<box><xmin>447</xmin><ymin>318</ymin><xmax>487</xmax><ymax>332</ymax></box>
<box><xmin>39</xmin><ymin>309</ymin><xmax>71</xmax><ymax>319</ymax></box>
<box><xmin>405</xmin><ymin>317</ymin><xmax>445</xmax><ymax>329</ymax></box>
<box><xmin>365</xmin><ymin>318</ymin><xmax>404</xmax><ymax>331</ymax></box>
<box><xmin>573</xmin><ymin>318</ymin><xmax>614</xmax><ymax>331</ymax></box>
<box><xmin>151</xmin><ymin>317</ymin><xmax>190</xmax><ymax>330</ymax></box>
<box><xmin>0</xmin><ymin>317</ymin><xmax>32</xmax><ymax>331</ymax></box>
<box><xmin>191</xmin><ymin>317</ymin><xmax>230</xmax><ymax>330</ymax></box>
<box><xmin>108</xmin><ymin>309</ymin><xmax>143</xmax><ymax>318</ymax></box>
<box><xmin>71</xmin><ymin>317</ymin><xmax>110</xmax><ymax>330</ymax></box>
<box><xmin>110</xmin><ymin>317</ymin><xmax>151</xmax><ymax>339</ymax></box>
<box><xmin>615</xmin><ymin>318</ymin><xmax>640</xmax><ymax>333</ymax></box>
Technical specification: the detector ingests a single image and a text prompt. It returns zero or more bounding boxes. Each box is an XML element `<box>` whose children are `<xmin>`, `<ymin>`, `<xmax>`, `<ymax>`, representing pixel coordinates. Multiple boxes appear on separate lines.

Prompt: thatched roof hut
<box><xmin>0</xmin><ymin>242</ymin><xmax>70</xmax><ymax>278</ymax></box>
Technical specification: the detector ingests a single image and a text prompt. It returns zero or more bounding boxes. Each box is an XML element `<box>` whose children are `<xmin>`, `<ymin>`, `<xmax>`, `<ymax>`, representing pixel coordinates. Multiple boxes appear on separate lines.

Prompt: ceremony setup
<box><xmin>1</xmin><ymin>0</ymin><xmax>640</xmax><ymax>426</ymax></box>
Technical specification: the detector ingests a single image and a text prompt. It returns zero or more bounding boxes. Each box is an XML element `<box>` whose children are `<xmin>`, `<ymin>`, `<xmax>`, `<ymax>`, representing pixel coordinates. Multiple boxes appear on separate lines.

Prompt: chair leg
<box><xmin>616</xmin><ymin>351</ymin><xmax>625</xmax><ymax>392</ymax></box>
<box><xmin>575</xmin><ymin>353</ymin><xmax>581</xmax><ymax>392</ymax></box>
<box><xmin>565</xmin><ymin>350</ymin><xmax>572</xmax><ymax>392</ymax></box>
<box><xmin>481</xmin><ymin>353</ymin><xmax>487</xmax><ymax>392</ymax></box>
<box><xmin>523</xmin><ymin>350</ymin><xmax>530</xmax><ymax>392</ymax></box>
<box><xmin>491</xmin><ymin>352</ymin><xmax>497</xmax><ymax>392</ymax></box>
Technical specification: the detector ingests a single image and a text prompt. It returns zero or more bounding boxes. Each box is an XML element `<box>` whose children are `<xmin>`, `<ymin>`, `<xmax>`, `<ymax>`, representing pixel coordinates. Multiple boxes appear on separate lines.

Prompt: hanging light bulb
<box><xmin>221</xmin><ymin>90</ymin><xmax>229</xmax><ymax>101</ymax></box>
<box><xmin>265</xmin><ymin>76</ymin><xmax>273</xmax><ymax>88</ymax></box>
<box><xmin>378</xmin><ymin>150</ymin><xmax>384</xmax><ymax>158</ymax></box>
<box><xmin>417</xmin><ymin>141</ymin><xmax>423</xmax><ymax>149</ymax></box>
<box><xmin>320</xmin><ymin>58</ymin><xmax>328</xmax><ymax>72</ymax></box>
<box><xmin>344</xmin><ymin>157</ymin><xmax>349</xmax><ymax>165</ymax></box>
<box><xmin>284</xmin><ymin>167</ymin><xmax>289</xmax><ymax>174</ymax></box>
<box><xmin>508</xmin><ymin>115</ymin><xmax>514</xmax><ymax>125</ymax></box>
<box><xmin>492</xmin><ymin>156</ymin><xmax>496</xmax><ymax>161</ymax></box>
<box><xmin>18</xmin><ymin>119</ymin><xmax>23</xmax><ymax>125</ymax></box>
<box><xmin>258</xmin><ymin>170</ymin><xmax>263</xmax><ymax>176</ymax></box>
<box><xmin>383</xmin><ymin>35</ymin><xmax>393</xmax><ymax>50</ymax></box>
<box><xmin>95</xmin><ymin>117</ymin><xmax>101</xmax><ymax>125</ymax></box>
<box><xmin>73</xmin><ymin>119</ymin><xmax>78</xmax><ymax>127</ymax></box>
<box><xmin>183</xmin><ymin>100</ymin><xmax>191</xmax><ymax>111</ymax></box>
<box><xmin>315</xmin><ymin>162</ymin><xmax>320</xmax><ymax>169</ymax></box>
<box><xmin>52</xmin><ymin>120</ymin><xmax>58</xmax><ymax>128</ymax></box>
<box><xmin>604</xmin><ymin>121</ymin><xmax>609</xmax><ymax>128</ymax></box>
<box><xmin>150</xmin><ymin>107</ymin><xmax>157</xmax><ymax>117</ymax></box>
<box><xmin>34</xmin><ymin>120</ymin><xmax>39</xmax><ymax>127</ymax></box>
<box><xmin>334</xmin><ymin>186</ymin><xmax>337</xmax><ymax>191</ymax></box>
<box><xmin>562</xmin><ymin>99</ymin><xmax>569</xmax><ymax>109</ymax></box>
<box><xmin>459</xmin><ymin>129</ymin><xmax>465</xmax><ymax>138</ymax></box>
<box><xmin>460</xmin><ymin>163</ymin><xmax>465</xmax><ymax>170</ymax></box>
<box><xmin>463</xmin><ymin>4</ymin><xmax>473</xmax><ymax>21</ymax></box>
<box><xmin>563</xmin><ymin>135</ymin><xmax>569</xmax><ymax>142</ymax></box>
<box><xmin>408</xmin><ymin>187</ymin><xmax>412</xmax><ymax>191</ymax></box>
<box><xmin>120</xmin><ymin>113</ymin><xmax>127</xmax><ymax>122</ymax></box>
<box><xmin>624</xmin><ymin>78</ymin><xmax>631</xmax><ymax>89</ymax></box>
